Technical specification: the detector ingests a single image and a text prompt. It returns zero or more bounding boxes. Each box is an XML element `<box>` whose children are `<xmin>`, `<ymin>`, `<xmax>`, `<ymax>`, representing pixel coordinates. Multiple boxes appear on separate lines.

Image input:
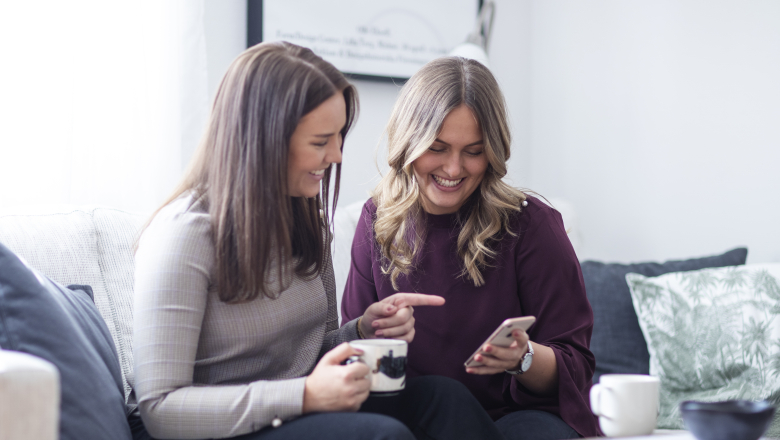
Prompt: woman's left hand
<box><xmin>359</xmin><ymin>293</ymin><xmax>445</xmax><ymax>343</ymax></box>
<box><xmin>466</xmin><ymin>329</ymin><xmax>530</xmax><ymax>375</ymax></box>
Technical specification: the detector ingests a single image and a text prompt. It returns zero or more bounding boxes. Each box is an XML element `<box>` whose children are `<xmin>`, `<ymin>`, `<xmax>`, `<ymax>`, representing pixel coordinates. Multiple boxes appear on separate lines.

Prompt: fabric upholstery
<box><xmin>582</xmin><ymin>247</ymin><xmax>748</xmax><ymax>383</ymax></box>
<box><xmin>626</xmin><ymin>263</ymin><xmax>780</xmax><ymax>436</ymax></box>
<box><xmin>0</xmin><ymin>241</ymin><xmax>132</xmax><ymax>440</ymax></box>
<box><xmin>331</xmin><ymin>200</ymin><xmax>365</xmax><ymax>321</ymax></box>
<box><xmin>0</xmin><ymin>205</ymin><xmax>144</xmax><ymax>413</ymax></box>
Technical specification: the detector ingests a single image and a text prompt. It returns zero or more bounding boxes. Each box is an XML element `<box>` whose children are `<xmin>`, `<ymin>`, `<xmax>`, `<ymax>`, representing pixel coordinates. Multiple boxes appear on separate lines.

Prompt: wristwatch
<box><xmin>505</xmin><ymin>341</ymin><xmax>534</xmax><ymax>375</ymax></box>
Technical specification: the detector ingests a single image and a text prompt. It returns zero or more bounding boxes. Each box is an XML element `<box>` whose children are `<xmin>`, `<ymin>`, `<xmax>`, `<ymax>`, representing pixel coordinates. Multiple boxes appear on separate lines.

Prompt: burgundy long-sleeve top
<box><xmin>341</xmin><ymin>196</ymin><xmax>600</xmax><ymax>438</ymax></box>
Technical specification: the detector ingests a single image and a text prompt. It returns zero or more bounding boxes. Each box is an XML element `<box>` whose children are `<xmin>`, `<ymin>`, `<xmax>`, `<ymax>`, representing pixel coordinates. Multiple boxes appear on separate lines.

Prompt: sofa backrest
<box><xmin>331</xmin><ymin>200</ymin><xmax>365</xmax><ymax>322</ymax></box>
<box><xmin>0</xmin><ymin>205</ymin><xmax>143</xmax><ymax>413</ymax></box>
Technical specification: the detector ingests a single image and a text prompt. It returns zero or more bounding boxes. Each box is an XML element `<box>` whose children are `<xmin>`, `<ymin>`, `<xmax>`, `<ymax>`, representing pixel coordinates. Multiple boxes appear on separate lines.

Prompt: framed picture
<box><xmin>248</xmin><ymin>0</ymin><xmax>481</xmax><ymax>81</ymax></box>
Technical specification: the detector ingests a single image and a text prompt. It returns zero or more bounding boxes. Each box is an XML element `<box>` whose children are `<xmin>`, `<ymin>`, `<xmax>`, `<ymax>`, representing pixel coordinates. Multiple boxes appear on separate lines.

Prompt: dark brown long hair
<box><xmin>143</xmin><ymin>41</ymin><xmax>357</xmax><ymax>302</ymax></box>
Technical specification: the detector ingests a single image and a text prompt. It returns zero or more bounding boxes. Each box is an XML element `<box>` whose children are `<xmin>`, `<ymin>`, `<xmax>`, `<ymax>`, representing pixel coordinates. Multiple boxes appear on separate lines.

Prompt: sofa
<box><xmin>0</xmin><ymin>201</ymin><xmax>776</xmax><ymax>439</ymax></box>
<box><xmin>0</xmin><ymin>205</ymin><xmax>143</xmax><ymax>439</ymax></box>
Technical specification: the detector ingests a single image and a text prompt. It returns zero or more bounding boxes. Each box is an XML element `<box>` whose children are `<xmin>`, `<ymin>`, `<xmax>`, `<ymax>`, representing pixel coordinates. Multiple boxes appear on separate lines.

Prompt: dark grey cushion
<box><xmin>582</xmin><ymin>247</ymin><xmax>748</xmax><ymax>384</ymax></box>
<box><xmin>0</xmin><ymin>242</ymin><xmax>132</xmax><ymax>440</ymax></box>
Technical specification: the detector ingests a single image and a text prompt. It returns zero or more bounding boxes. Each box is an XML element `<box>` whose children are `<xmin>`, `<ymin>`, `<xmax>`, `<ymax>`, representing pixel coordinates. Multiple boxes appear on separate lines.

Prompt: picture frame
<box><xmin>248</xmin><ymin>0</ymin><xmax>481</xmax><ymax>82</ymax></box>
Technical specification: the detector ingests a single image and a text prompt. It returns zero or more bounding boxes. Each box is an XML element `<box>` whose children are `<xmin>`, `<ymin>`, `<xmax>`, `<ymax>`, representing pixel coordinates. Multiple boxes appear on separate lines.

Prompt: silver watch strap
<box><xmin>506</xmin><ymin>341</ymin><xmax>533</xmax><ymax>375</ymax></box>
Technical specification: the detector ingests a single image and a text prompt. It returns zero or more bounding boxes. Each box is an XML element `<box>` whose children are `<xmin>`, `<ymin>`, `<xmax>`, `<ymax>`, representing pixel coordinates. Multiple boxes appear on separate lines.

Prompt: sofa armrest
<box><xmin>0</xmin><ymin>350</ymin><xmax>60</xmax><ymax>440</ymax></box>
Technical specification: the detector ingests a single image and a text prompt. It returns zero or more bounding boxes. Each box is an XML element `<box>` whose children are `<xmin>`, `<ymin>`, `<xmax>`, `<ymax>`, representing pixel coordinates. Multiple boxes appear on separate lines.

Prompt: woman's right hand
<box><xmin>359</xmin><ymin>293</ymin><xmax>445</xmax><ymax>343</ymax></box>
<box><xmin>303</xmin><ymin>343</ymin><xmax>371</xmax><ymax>413</ymax></box>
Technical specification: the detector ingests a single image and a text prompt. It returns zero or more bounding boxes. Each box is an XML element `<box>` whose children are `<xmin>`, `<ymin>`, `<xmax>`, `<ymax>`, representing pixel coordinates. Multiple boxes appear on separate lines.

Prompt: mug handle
<box><xmin>590</xmin><ymin>384</ymin><xmax>614</xmax><ymax>420</ymax></box>
<box><xmin>343</xmin><ymin>355</ymin><xmax>362</xmax><ymax>365</ymax></box>
<box><xmin>344</xmin><ymin>355</ymin><xmax>372</xmax><ymax>380</ymax></box>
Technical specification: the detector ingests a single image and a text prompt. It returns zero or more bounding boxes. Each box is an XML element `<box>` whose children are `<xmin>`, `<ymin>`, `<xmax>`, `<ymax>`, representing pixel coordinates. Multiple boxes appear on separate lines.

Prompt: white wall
<box><xmin>0</xmin><ymin>2</ymin><xmax>210</xmax><ymax>214</ymax></box>
<box><xmin>205</xmin><ymin>0</ymin><xmax>780</xmax><ymax>265</ymax></box>
<box><xmin>487</xmin><ymin>0</ymin><xmax>533</xmax><ymax>193</ymax></box>
<box><xmin>528</xmin><ymin>1</ymin><xmax>780</xmax><ymax>264</ymax></box>
<box><xmin>337</xmin><ymin>80</ymin><xmax>400</xmax><ymax>205</ymax></box>
<box><xmin>204</xmin><ymin>0</ymin><xmax>247</xmax><ymax>104</ymax></box>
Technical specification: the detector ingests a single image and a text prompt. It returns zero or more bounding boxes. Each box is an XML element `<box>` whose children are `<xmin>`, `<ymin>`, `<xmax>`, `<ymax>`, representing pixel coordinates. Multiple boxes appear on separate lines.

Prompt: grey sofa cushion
<box><xmin>0</xmin><ymin>242</ymin><xmax>132</xmax><ymax>440</ymax></box>
<box><xmin>0</xmin><ymin>206</ymin><xmax>143</xmax><ymax>413</ymax></box>
<box><xmin>582</xmin><ymin>247</ymin><xmax>748</xmax><ymax>384</ymax></box>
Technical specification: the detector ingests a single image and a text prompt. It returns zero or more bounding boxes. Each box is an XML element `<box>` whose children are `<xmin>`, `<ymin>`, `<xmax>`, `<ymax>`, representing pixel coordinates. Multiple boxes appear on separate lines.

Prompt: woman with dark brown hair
<box><xmin>129</xmin><ymin>42</ymin><xmax>503</xmax><ymax>440</ymax></box>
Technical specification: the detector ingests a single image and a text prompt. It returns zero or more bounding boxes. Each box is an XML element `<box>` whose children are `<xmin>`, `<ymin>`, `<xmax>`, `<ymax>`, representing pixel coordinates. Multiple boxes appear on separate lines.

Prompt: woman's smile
<box><xmin>309</xmin><ymin>168</ymin><xmax>327</xmax><ymax>181</ymax></box>
<box><xmin>287</xmin><ymin>93</ymin><xmax>346</xmax><ymax>197</ymax></box>
<box><xmin>431</xmin><ymin>175</ymin><xmax>465</xmax><ymax>190</ymax></box>
<box><xmin>413</xmin><ymin>104</ymin><xmax>488</xmax><ymax>215</ymax></box>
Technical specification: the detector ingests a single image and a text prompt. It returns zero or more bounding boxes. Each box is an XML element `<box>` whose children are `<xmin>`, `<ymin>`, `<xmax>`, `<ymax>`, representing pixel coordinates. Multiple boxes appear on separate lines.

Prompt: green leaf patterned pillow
<box><xmin>626</xmin><ymin>263</ymin><xmax>780</xmax><ymax>436</ymax></box>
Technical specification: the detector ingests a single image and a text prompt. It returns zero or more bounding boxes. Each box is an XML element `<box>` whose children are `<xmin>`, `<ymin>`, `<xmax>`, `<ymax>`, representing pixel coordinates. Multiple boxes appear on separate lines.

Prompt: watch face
<box><xmin>521</xmin><ymin>355</ymin><xmax>533</xmax><ymax>371</ymax></box>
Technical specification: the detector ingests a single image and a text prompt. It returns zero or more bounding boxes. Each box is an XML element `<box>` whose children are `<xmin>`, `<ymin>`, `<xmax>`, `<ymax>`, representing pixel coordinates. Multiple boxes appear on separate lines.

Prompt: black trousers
<box><xmin>130</xmin><ymin>375</ymin><xmax>505</xmax><ymax>440</ymax></box>
<box><xmin>495</xmin><ymin>410</ymin><xmax>581</xmax><ymax>440</ymax></box>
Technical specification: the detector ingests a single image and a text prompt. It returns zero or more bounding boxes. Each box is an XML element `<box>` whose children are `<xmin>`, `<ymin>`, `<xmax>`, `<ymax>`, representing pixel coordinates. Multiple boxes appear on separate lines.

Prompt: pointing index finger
<box><xmin>384</xmin><ymin>293</ymin><xmax>445</xmax><ymax>309</ymax></box>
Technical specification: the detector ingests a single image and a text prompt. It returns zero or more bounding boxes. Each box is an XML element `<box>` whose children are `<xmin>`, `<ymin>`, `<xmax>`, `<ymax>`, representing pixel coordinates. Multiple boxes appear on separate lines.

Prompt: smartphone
<box><xmin>464</xmin><ymin>316</ymin><xmax>536</xmax><ymax>368</ymax></box>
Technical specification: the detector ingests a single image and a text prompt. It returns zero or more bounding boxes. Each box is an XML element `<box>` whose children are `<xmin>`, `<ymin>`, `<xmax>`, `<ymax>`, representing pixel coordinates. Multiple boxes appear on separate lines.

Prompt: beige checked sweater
<box><xmin>131</xmin><ymin>194</ymin><xmax>360</xmax><ymax>439</ymax></box>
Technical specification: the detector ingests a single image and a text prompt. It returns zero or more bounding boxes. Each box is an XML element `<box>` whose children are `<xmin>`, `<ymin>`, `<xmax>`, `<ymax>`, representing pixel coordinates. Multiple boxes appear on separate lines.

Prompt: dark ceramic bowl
<box><xmin>680</xmin><ymin>400</ymin><xmax>776</xmax><ymax>440</ymax></box>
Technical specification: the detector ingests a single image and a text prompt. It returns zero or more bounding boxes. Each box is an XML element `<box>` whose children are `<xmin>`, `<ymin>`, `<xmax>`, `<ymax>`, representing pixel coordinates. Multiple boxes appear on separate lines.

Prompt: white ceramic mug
<box><xmin>348</xmin><ymin>339</ymin><xmax>407</xmax><ymax>395</ymax></box>
<box><xmin>590</xmin><ymin>374</ymin><xmax>660</xmax><ymax>437</ymax></box>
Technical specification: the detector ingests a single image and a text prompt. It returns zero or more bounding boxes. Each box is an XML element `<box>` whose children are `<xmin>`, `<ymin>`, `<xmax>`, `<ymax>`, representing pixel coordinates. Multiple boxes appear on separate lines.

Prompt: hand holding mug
<box><xmin>303</xmin><ymin>343</ymin><xmax>371</xmax><ymax>413</ymax></box>
<box><xmin>360</xmin><ymin>293</ymin><xmax>445</xmax><ymax>342</ymax></box>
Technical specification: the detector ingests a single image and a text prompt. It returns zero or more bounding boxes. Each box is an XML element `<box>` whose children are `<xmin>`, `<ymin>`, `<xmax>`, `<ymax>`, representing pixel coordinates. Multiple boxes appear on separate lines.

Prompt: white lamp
<box><xmin>448</xmin><ymin>0</ymin><xmax>495</xmax><ymax>69</ymax></box>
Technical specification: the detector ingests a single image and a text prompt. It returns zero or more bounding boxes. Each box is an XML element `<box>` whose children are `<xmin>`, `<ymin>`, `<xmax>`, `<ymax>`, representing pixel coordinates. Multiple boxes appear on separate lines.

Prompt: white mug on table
<box><xmin>590</xmin><ymin>374</ymin><xmax>660</xmax><ymax>437</ymax></box>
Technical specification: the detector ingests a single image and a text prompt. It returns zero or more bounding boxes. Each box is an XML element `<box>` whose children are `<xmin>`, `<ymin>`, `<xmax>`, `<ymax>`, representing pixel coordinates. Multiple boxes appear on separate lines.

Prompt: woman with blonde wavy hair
<box><xmin>342</xmin><ymin>57</ymin><xmax>599</xmax><ymax>440</ymax></box>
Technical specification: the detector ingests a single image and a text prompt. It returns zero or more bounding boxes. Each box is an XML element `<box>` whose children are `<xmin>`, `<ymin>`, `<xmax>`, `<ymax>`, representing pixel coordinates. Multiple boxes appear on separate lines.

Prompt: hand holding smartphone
<box><xmin>464</xmin><ymin>316</ymin><xmax>536</xmax><ymax>368</ymax></box>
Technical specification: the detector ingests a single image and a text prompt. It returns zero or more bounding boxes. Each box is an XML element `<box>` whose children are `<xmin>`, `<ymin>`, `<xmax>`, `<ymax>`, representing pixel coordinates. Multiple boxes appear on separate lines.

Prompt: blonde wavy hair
<box><xmin>372</xmin><ymin>56</ymin><xmax>526</xmax><ymax>289</ymax></box>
